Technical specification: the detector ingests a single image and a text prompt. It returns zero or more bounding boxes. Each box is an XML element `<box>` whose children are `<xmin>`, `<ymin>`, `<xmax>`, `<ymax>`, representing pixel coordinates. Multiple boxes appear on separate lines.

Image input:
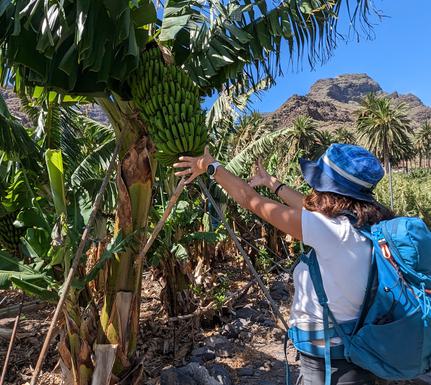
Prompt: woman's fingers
<box><xmin>174</xmin><ymin>168</ymin><xmax>193</xmax><ymax>177</ymax></box>
<box><xmin>173</xmin><ymin>162</ymin><xmax>191</xmax><ymax>168</ymax></box>
<box><xmin>178</xmin><ymin>155</ymin><xmax>194</xmax><ymax>162</ymax></box>
<box><xmin>174</xmin><ymin>149</ymin><xmax>213</xmax><ymax>183</ymax></box>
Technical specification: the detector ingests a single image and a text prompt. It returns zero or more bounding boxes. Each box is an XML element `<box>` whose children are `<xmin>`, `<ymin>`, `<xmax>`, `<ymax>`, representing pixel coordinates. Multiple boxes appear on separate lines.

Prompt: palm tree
<box><xmin>415</xmin><ymin>121</ymin><xmax>431</xmax><ymax>168</ymax></box>
<box><xmin>0</xmin><ymin>1</ymin><xmax>378</xmax><ymax>382</ymax></box>
<box><xmin>286</xmin><ymin>115</ymin><xmax>322</xmax><ymax>158</ymax></box>
<box><xmin>229</xmin><ymin>112</ymin><xmax>267</xmax><ymax>157</ymax></box>
<box><xmin>356</xmin><ymin>94</ymin><xmax>413</xmax><ymax>209</ymax></box>
<box><xmin>356</xmin><ymin>94</ymin><xmax>413</xmax><ymax>173</ymax></box>
<box><xmin>316</xmin><ymin>130</ymin><xmax>335</xmax><ymax>155</ymax></box>
<box><xmin>333</xmin><ymin>127</ymin><xmax>357</xmax><ymax>144</ymax></box>
<box><xmin>390</xmin><ymin>136</ymin><xmax>415</xmax><ymax>171</ymax></box>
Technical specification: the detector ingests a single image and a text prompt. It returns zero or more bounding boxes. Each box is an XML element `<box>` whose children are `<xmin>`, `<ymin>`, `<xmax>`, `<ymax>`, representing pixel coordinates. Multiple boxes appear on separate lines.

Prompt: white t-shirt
<box><xmin>289</xmin><ymin>209</ymin><xmax>372</xmax><ymax>330</ymax></box>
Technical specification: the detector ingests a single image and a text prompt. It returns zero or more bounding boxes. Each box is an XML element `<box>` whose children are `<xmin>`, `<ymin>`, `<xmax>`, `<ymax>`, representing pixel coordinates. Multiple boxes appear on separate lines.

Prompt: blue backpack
<box><xmin>286</xmin><ymin>216</ymin><xmax>431</xmax><ymax>385</ymax></box>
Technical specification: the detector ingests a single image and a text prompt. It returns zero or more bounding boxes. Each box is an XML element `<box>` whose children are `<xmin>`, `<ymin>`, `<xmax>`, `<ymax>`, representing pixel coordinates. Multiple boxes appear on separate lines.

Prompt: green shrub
<box><xmin>374</xmin><ymin>170</ymin><xmax>431</xmax><ymax>226</ymax></box>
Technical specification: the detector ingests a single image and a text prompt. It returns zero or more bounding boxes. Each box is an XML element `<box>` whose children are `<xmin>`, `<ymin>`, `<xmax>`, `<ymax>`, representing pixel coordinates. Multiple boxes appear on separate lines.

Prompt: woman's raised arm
<box><xmin>173</xmin><ymin>148</ymin><xmax>303</xmax><ymax>240</ymax></box>
<box><xmin>249</xmin><ymin>158</ymin><xmax>303</xmax><ymax>209</ymax></box>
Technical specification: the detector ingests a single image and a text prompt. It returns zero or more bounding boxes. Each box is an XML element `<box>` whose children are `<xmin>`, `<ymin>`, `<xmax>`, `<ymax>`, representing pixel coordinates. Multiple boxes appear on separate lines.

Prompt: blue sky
<box><xmin>248</xmin><ymin>0</ymin><xmax>431</xmax><ymax>113</ymax></box>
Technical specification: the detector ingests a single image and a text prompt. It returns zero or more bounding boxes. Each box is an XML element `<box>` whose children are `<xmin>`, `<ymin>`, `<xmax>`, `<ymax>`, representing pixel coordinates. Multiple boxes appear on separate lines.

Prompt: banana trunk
<box><xmin>97</xmin><ymin>97</ymin><xmax>154</xmax><ymax>377</ymax></box>
<box><xmin>57</xmin><ymin>97</ymin><xmax>154</xmax><ymax>384</ymax></box>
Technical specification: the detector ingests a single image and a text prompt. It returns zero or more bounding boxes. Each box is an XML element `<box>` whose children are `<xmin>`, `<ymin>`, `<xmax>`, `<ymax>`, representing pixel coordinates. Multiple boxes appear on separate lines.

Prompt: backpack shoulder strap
<box><xmin>352</xmin><ymin>228</ymin><xmax>378</xmax><ymax>334</ymax></box>
<box><xmin>303</xmin><ymin>250</ymin><xmax>349</xmax><ymax>341</ymax></box>
<box><xmin>301</xmin><ymin>250</ymin><xmax>349</xmax><ymax>385</ymax></box>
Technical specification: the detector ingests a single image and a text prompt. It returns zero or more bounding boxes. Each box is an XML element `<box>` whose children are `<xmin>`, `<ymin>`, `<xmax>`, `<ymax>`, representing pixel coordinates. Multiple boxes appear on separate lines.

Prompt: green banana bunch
<box><xmin>128</xmin><ymin>47</ymin><xmax>208</xmax><ymax>166</ymax></box>
<box><xmin>0</xmin><ymin>212</ymin><xmax>24</xmax><ymax>254</ymax></box>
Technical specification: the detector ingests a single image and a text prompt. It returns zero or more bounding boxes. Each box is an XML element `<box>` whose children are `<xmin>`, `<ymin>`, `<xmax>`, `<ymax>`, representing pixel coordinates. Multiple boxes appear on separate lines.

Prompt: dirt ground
<box><xmin>1</xmin><ymin>263</ymin><xmax>430</xmax><ymax>385</ymax></box>
<box><xmin>0</xmin><ymin>291</ymin><xmax>60</xmax><ymax>385</ymax></box>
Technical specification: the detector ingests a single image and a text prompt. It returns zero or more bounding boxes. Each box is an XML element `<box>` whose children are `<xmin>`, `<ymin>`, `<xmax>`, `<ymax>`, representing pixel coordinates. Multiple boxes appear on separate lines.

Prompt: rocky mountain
<box><xmin>308</xmin><ymin>73</ymin><xmax>382</xmax><ymax>103</ymax></box>
<box><xmin>265</xmin><ymin>73</ymin><xmax>431</xmax><ymax>132</ymax></box>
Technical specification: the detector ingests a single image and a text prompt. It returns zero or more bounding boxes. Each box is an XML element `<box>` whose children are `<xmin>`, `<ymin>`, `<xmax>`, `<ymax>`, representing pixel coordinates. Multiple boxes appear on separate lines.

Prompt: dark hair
<box><xmin>303</xmin><ymin>190</ymin><xmax>394</xmax><ymax>227</ymax></box>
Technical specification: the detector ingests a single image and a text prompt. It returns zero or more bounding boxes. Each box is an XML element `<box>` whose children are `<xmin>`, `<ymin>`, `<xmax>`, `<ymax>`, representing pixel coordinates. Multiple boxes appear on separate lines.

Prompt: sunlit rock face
<box><xmin>265</xmin><ymin>73</ymin><xmax>431</xmax><ymax>132</ymax></box>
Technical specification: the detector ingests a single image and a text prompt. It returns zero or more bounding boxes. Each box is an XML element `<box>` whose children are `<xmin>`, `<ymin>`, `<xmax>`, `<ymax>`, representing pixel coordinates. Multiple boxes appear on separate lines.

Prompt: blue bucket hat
<box><xmin>300</xmin><ymin>143</ymin><xmax>384</xmax><ymax>202</ymax></box>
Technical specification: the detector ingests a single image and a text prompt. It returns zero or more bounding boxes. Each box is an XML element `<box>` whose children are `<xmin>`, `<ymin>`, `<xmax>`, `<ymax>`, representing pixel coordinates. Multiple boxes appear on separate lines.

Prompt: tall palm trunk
<box><xmin>388</xmin><ymin>160</ymin><xmax>394</xmax><ymax>210</ymax></box>
<box><xmin>383</xmin><ymin>145</ymin><xmax>390</xmax><ymax>175</ymax></box>
<box><xmin>383</xmin><ymin>144</ymin><xmax>394</xmax><ymax>210</ymax></box>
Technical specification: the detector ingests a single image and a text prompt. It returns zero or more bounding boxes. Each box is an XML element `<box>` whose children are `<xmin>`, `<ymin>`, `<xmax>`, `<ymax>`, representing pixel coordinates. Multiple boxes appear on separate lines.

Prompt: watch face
<box><xmin>207</xmin><ymin>164</ymin><xmax>215</xmax><ymax>175</ymax></box>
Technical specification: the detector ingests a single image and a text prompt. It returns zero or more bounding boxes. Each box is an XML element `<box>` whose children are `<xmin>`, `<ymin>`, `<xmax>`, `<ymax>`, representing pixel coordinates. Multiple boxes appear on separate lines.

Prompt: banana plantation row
<box><xmin>0</xmin><ymin>1</ymin><xmax>429</xmax><ymax>384</ymax></box>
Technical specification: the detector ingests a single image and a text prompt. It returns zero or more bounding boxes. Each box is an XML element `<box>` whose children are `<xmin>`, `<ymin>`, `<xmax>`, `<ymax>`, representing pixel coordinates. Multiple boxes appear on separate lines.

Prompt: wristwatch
<box><xmin>207</xmin><ymin>161</ymin><xmax>222</xmax><ymax>179</ymax></box>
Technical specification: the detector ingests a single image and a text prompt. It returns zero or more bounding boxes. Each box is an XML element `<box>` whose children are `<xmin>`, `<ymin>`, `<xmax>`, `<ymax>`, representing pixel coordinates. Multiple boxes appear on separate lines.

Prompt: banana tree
<box><xmin>0</xmin><ymin>0</ymin><xmax>378</xmax><ymax>383</ymax></box>
<box><xmin>0</xmin><ymin>95</ymin><xmax>123</xmax><ymax>383</ymax></box>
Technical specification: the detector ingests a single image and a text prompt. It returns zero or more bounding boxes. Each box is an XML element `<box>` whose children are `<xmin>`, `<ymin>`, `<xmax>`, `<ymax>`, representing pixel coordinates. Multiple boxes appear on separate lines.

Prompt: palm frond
<box><xmin>78</xmin><ymin>114</ymin><xmax>114</xmax><ymax>145</ymax></box>
<box><xmin>356</xmin><ymin>94</ymin><xmax>413</xmax><ymax>163</ymax></box>
<box><xmin>284</xmin><ymin>115</ymin><xmax>322</xmax><ymax>158</ymax></box>
<box><xmin>333</xmin><ymin>127</ymin><xmax>356</xmax><ymax>144</ymax></box>
<box><xmin>62</xmin><ymin>111</ymin><xmax>116</xmax><ymax>210</ymax></box>
<box><xmin>20</xmin><ymin>96</ymin><xmax>64</xmax><ymax>149</ymax></box>
<box><xmin>79</xmin><ymin>178</ymin><xmax>118</xmax><ymax>212</ymax></box>
<box><xmin>226</xmin><ymin>126</ymin><xmax>292</xmax><ymax>176</ymax></box>
<box><xmin>70</xmin><ymin>138</ymin><xmax>115</xmax><ymax>185</ymax></box>
<box><xmin>59</xmin><ymin>109</ymin><xmax>84</xmax><ymax>175</ymax></box>
<box><xmin>58</xmin><ymin>106</ymin><xmax>114</xmax><ymax>175</ymax></box>
<box><xmin>206</xmin><ymin>76</ymin><xmax>272</xmax><ymax>136</ymax></box>
<box><xmin>164</xmin><ymin>0</ymin><xmax>377</xmax><ymax>92</ymax></box>
<box><xmin>227</xmin><ymin>112</ymin><xmax>268</xmax><ymax>158</ymax></box>
<box><xmin>414</xmin><ymin>121</ymin><xmax>431</xmax><ymax>159</ymax></box>
<box><xmin>19</xmin><ymin>95</ymin><xmax>41</xmax><ymax>128</ymax></box>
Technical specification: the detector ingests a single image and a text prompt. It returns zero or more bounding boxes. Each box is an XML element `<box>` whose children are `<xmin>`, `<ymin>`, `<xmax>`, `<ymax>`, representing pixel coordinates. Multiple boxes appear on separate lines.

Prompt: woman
<box><xmin>173</xmin><ymin>143</ymin><xmax>392</xmax><ymax>385</ymax></box>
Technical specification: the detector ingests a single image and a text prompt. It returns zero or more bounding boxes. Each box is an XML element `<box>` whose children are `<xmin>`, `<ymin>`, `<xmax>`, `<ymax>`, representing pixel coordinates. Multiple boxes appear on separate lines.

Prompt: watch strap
<box><xmin>207</xmin><ymin>161</ymin><xmax>221</xmax><ymax>179</ymax></box>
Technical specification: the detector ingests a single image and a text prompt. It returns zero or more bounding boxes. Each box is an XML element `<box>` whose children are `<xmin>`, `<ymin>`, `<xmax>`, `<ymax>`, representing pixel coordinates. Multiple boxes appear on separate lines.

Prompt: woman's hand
<box><xmin>248</xmin><ymin>158</ymin><xmax>272</xmax><ymax>188</ymax></box>
<box><xmin>173</xmin><ymin>146</ymin><xmax>215</xmax><ymax>184</ymax></box>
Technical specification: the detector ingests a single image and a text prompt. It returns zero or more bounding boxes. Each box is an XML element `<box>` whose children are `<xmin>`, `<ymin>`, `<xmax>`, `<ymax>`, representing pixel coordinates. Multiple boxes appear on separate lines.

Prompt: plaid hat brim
<box><xmin>300</xmin><ymin>158</ymin><xmax>376</xmax><ymax>203</ymax></box>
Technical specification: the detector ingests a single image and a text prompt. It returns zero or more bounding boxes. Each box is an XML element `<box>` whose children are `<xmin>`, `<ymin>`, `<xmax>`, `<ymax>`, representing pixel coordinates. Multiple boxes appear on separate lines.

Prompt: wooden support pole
<box><xmin>137</xmin><ymin>178</ymin><xmax>186</xmax><ymax>262</ymax></box>
<box><xmin>0</xmin><ymin>293</ymin><xmax>24</xmax><ymax>385</ymax></box>
<box><xmin>197</xmin><ymin>177</ymin><xmax>289</xmax><ymax>331</ymax></box>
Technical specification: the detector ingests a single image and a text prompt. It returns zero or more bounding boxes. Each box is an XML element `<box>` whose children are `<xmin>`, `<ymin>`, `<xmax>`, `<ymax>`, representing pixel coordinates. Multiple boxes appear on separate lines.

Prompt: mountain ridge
<box><xmin>265</xmin><ymin>73</ymin><xmax>431</xmax><ymax>132</ymax></box>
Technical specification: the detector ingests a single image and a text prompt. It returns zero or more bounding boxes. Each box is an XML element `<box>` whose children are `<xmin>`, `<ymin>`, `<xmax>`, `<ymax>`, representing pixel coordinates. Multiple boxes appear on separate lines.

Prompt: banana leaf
<box><xmin>45</xmin><ymin>149</ymin><xmax>67</xmax><ymax>216</ymax></box>
<box><xmin>0</xmin><ymin>250</ymin><xmax>57</xmax><ymax>300</ymax></box>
